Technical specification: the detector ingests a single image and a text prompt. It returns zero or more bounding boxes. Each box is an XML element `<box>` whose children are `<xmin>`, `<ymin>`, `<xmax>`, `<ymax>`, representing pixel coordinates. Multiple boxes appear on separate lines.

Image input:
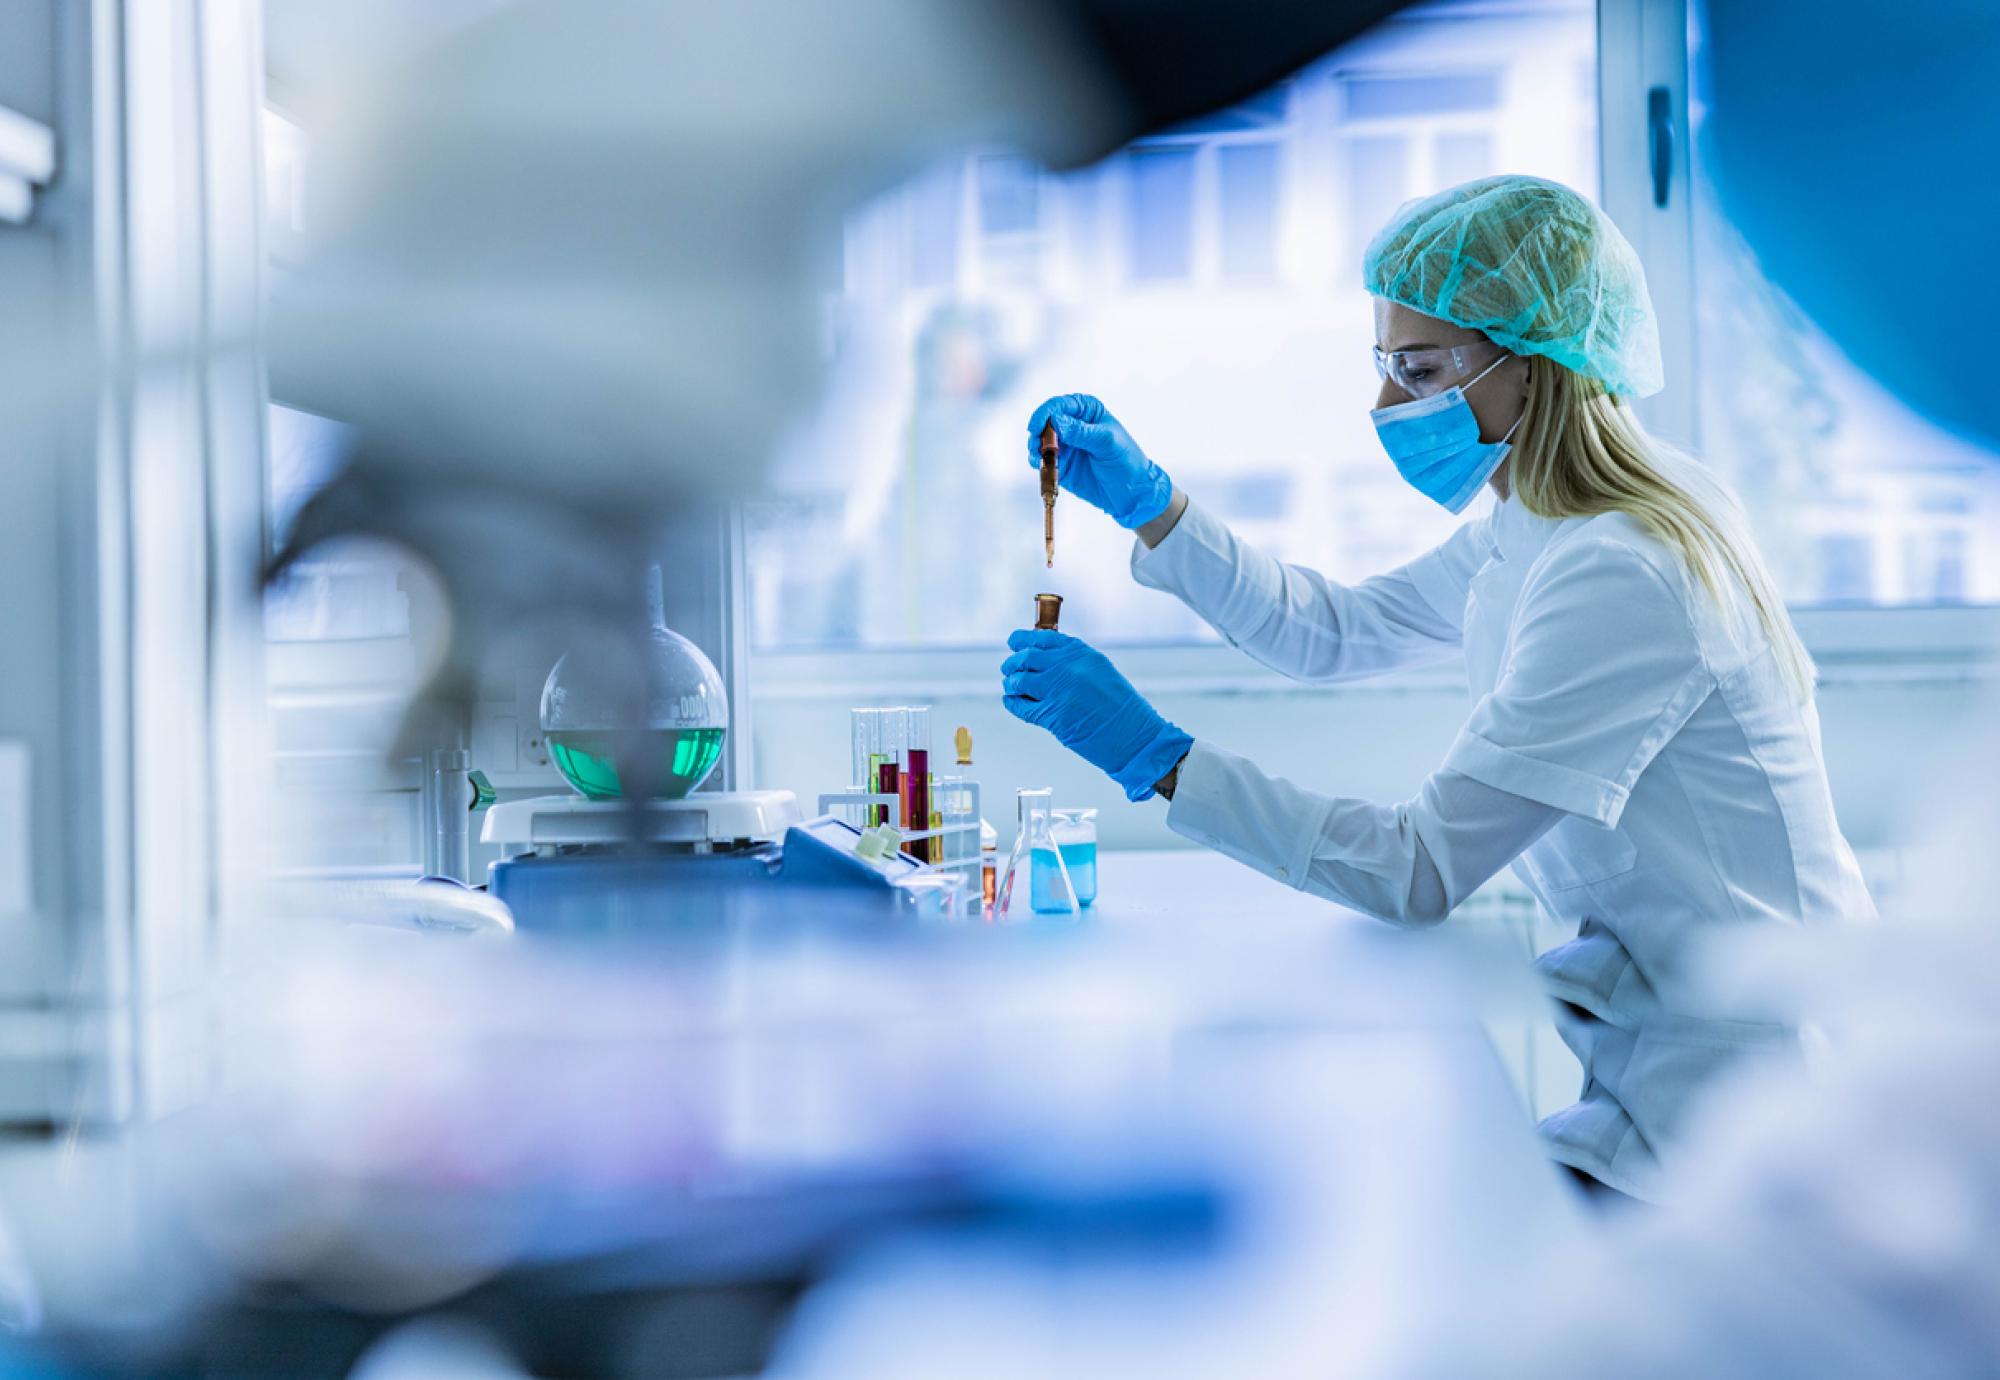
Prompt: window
<box><xmin>977</xmin><ymin>154</ymin><xmax>1043</xmax><ymax>289</ymax></box>
<box><xmin>1217</xmin><ymin>142</ymin><xmax>1281</xmax><ymax>281</ymax></box>
<box><xmin>1343</xmin><ymin>134</ymin><xmax>1409</xmax><ymax>269</ymax></box>
<box><xmin>908</xmin><ymin>166</ymin><xmax>961</xmax><ymax>290</ymax></box>
<box><xmin>747</xmin><ymin>0</ymin><xmax>1599</xmax><ymax>651</ymax></box>
<box><xmin>1126</xmin><ymin>146</ymin><xmax>1197</xmax><ymax>283</ymax></box>
<box><xmin>1342</xmin><ymin>71</ymin><xmax>1501</xmax><ymax>120</ymax></box>
<box><xmin>1434</xmin><ymin>131</ymin><xmax>1495</xmax><ymax>188</ymax></box>
<box><xmin>1816</xmin><ymin>534</ymin><xmax>1875</xmax><ymax>604</ymax></box>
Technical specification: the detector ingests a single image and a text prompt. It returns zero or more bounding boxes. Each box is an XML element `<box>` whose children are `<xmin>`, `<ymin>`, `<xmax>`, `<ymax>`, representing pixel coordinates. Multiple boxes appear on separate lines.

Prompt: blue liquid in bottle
<box><xmin>1030</xmin><ymin>842</ymin><xmax>1097</xmax><ymax>913</ymax></box>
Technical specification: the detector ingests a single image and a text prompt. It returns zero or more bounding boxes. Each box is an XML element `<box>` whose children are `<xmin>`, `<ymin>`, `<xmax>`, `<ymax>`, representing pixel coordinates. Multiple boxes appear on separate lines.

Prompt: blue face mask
<box><xmin>1370</xmin><ymin>353</ymin><xmax>1521</xmax><ymax>514</ymax></box>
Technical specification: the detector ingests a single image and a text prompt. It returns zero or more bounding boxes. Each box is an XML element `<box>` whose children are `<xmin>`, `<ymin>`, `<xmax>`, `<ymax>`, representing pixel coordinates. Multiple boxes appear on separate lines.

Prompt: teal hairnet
<box><xmin>1363</xmin><ymin>175</ymin><xmax>1664</xmax><ymax>398</ymax></box>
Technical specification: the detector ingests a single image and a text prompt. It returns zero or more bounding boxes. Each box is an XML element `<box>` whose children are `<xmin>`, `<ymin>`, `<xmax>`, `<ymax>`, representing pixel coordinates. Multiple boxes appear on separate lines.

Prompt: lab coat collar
<box><xmin>1490</xmin><ymin>489</ymin><xmax>1572</xmax><ymax>565</ymax></box>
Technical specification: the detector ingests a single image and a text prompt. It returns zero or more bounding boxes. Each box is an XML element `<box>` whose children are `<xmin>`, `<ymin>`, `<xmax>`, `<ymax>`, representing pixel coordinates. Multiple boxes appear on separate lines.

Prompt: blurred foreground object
<box><xmin>1699</xmin><ymin>0</ymin><xmax>2000</xmax><ymax>451</ymax></box>
<box><xmin>5</xmin><ymin>882</ymin><xmax>1560</xmax><ymax>1378</ymax></box>
<box><xmin>267</xmin><ymin>0</ymin><xmax>1409</xmax><ymax>736</ymax></box>
<box><xmin>0</xmin><ymin>103</ymin><xmax>55</xmax><ymax>224</ymax></box>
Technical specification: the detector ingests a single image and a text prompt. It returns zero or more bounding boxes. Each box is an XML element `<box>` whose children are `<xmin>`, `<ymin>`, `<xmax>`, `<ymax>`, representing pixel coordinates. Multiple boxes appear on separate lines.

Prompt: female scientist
<box><xmin>1000</xmin><ymin>175</ymin><xmax>1875</xmax><ymax>1202</ymax></box>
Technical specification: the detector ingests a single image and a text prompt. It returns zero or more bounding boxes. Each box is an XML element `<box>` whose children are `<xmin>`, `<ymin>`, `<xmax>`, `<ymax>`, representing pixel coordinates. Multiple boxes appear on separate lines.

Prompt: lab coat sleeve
<box><xmin>1129</xmin><ymin>498</ymin><xmax>1489</xmax><ymax>683</ymax></box>
<box><xmin>1165</xmin><ymin>739</ymin><xmax>1563</xmax><ymax>927</ymax></box>
<box><xmin>1443</xmin><ymin>535</ymin><xmax>1716</xmax><ymax>827</ymax></box>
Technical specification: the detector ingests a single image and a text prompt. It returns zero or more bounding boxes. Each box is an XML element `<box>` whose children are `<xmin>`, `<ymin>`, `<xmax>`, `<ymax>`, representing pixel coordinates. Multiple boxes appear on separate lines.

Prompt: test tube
<box><xmin>907</xmin><ymin>706</ymin><xmax>931</xmax><ymax>864</ymax></box>
<box><xmin>865</xmin><ymin>708</ymin><xmax>887</xmax><ymax>826</ymax></box>
<box><xmin>850</xmin><ymin>708</ymin><xmax>872</xmax><ymax>827</ymax></box>
<box><xmin>878</xmin><ymin>708</ymin><xmax>905</xmax><ymax>838</ymax></box>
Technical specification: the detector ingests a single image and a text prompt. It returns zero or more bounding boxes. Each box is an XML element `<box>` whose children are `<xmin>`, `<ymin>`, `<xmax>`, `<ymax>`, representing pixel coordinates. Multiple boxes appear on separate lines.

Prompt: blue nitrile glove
<box><xmin>1025</xmin><ymin>394</ymin><xmax>1175</xmax><ymax>530</ymax></box>
<box><xmin>1001</xmin><ymin>629</ymin><xmax>1193</xmax><ymax>802</ymax></box>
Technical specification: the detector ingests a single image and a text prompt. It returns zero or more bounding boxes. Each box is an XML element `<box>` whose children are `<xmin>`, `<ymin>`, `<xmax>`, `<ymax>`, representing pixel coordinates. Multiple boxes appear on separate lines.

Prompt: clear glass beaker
<box><xmin>1037</xmin><ymin>807</ymin><xmax>1097</xmax><ymax>910</ymax></box>
<box><xmin>892</xmin><ymin>869</ymin><xmax>968</xmax><ymax>921</ymax></box>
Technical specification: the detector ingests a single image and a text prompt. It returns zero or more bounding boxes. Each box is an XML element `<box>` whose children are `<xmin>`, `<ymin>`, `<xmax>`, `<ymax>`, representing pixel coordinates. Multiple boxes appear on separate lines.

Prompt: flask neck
<box><xmin>645</xmin><ymin>562</ymin><xmax>667</xmax><ymax>630</ymax></box>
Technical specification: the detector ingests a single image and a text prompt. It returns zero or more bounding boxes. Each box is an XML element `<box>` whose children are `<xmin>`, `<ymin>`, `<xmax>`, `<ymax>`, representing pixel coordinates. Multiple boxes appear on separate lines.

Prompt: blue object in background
<box><xmin>488</xmin><ymin>817</ymin><xmax>913</xmax><ymax>935</ymax></box>
<box><xmin>1127</xmin><ymin>147</ymin><xmax>1197</xmax><ymax>281</ymax></box>
<box><xmin>1698</xmin><ymin>0</ymin><xmax>2000</xmax><ymax>453</ymax></box>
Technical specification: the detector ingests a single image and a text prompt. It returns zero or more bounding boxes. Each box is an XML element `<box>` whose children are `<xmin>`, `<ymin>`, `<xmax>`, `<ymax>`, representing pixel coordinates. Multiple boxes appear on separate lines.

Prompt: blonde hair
<box><xmin>1509</xmin><ymin>360</ymin><xmax>1817</xmax><ymax>701</ymax></box>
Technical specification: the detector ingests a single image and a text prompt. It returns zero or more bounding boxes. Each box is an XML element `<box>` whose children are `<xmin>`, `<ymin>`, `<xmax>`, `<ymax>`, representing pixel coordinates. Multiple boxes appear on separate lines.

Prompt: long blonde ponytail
<box><xmin>1509</xmin><ymin>361</ymin><xmax>1816</xmax><ymax>701</ymax></box>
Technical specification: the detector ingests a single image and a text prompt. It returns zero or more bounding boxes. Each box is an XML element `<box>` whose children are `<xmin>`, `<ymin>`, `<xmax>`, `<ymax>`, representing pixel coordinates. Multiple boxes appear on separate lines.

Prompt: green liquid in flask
<box><xmin>546</xmin><ymin>727</ymin><xmax>727</xmax><ymax>801</ymax></box>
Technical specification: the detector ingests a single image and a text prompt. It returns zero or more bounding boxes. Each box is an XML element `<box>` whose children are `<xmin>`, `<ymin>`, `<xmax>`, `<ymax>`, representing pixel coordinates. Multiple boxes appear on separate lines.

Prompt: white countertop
<box><xmin>1081</xmin><ymin>847</ymin><xmax>1372</xmax><ymax>926</ymax></box>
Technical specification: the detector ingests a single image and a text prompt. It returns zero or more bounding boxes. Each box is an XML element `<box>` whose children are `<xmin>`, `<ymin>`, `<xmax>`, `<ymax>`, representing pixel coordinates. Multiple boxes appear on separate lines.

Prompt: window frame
<box><xmin>750</xmin><ymin>604</ymin><xmax>2000</xmax><ymax>703</ymax></box>
<box><xmin>1116</xmin><ymin>84</ymin><xmax>1298</xmax><ymax>292</ymax></box>
<box><xmin>1597</xmin><ymin>0</ymin><xmax>1697</xmax><ymax>450</ymax></box>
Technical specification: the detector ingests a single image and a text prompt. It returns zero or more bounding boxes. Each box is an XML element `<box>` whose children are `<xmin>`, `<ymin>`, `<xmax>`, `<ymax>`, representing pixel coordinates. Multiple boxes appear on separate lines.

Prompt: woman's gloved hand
<box><xmin>1001</xmin><ymin>629</ymin><xmax>1193</xmax><ymax>801</ymax></box>
<box><xmin>1025</xmin><ymin>394</ymin><xmax>1175</xmax><ymax>530</ymax></box>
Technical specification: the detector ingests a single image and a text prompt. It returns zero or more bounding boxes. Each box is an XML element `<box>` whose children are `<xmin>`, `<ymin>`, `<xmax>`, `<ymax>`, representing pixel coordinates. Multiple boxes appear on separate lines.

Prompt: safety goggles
<box><xmin>1372</xmin><ymin>343</ymin><xmax>1504</xmax><ymax>399</ymax></box>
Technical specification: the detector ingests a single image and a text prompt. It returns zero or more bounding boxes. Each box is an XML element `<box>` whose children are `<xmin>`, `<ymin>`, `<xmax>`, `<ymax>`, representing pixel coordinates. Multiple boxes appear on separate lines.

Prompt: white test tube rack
<box><xmin>816</xmin><ymin>782</ymin><xmax>983</xmax><ymax>886</ymax></box>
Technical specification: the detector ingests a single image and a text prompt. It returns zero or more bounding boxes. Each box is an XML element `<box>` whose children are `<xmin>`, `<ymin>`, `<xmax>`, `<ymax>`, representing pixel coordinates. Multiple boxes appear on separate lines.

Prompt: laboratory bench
<box><xmin>1045</xmin><ymin>847</ymin><xmax>1578</xmax><ymax>1123</ymax></box>
<box><xmin>1063</xmin><ymin>847</ymin><xmax>1362</xmax><ymax>925</ymax></box>
<box><xmin>0</xmin><ymin>847</ymin><xmax>1580</xmax><ymax>1379</ymax></box>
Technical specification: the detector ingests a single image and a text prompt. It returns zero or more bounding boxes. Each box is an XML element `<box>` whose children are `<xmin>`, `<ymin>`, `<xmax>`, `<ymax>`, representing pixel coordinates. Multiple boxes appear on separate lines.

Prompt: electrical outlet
<box><xmin>472</xmin><ymin>712</ymin><xmax>519</xmax><ymax>776</ymax></box>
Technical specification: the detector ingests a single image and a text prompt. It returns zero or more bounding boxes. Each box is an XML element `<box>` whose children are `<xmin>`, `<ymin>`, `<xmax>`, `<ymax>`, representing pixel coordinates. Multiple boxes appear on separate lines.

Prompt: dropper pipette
<box><xmin>1039</xmin><ymin>420</ymin><xmax>1058</xmax><ymax>568</ymax></box>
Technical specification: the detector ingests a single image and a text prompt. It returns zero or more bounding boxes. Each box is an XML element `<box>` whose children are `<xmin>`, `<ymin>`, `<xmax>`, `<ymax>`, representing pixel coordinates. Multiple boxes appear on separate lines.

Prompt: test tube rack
<box><xmin>817</xmin><ymin>781</ymin><xmax>982</xmax><ymax>888</ymax></box>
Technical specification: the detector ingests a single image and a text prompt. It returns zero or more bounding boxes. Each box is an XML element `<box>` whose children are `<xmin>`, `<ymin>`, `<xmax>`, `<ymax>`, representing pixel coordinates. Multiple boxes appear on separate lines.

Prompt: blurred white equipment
<box><xmin>480</xmin><ymin>790</ymin><xmax>957</xmax><ymax>933</ymax></box>
<box><xmin>0</xmin><ymin>104</ymin><xmax>55</xmax><ymax>225</ymax></box>
<box><xmin>481</xmin><ymin>790</ymin><xmax>802</xmax><ymax>853</ymax></box>
<box><xmin>330</xmin><ymin>877</ymin><xmax>517</xmax><ymax>936</ymax></box>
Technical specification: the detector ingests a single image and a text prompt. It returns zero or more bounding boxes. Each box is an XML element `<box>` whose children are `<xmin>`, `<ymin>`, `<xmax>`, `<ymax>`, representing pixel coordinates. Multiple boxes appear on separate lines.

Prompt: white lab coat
<box><xmin>1132</xmin><ymin>493</ymin><xmax>1876</xmax><ymax>1199</ymax></box>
